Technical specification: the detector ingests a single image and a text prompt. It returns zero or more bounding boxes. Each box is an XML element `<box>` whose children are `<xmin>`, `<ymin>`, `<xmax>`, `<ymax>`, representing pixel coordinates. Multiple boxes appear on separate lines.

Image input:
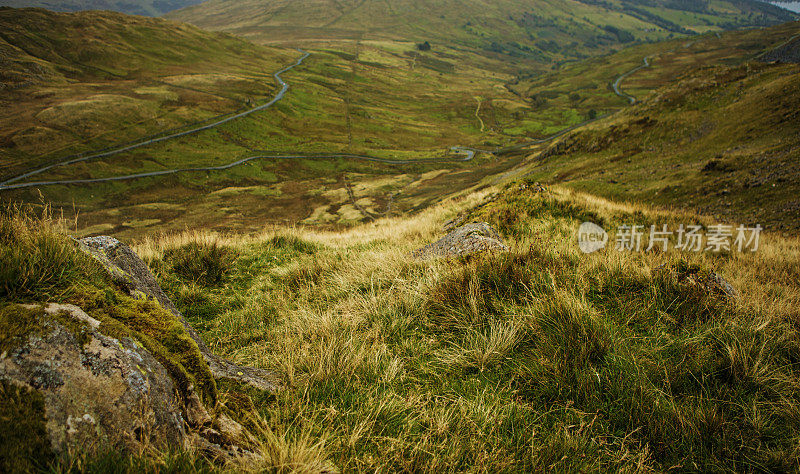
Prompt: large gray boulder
<box><xmin>413</xmin><ymin>222</ymin><xmax>508</xmax><ymax>259</ymax></box>
<box><xmin>78</xmin><ymin>236</ymin><xmax>278</xmax><ymax>393</ymax></box>
<box><xmin>0</xmin><ymin>303</ymin><xmax>187</xmax><ymax>456</ymax></box>
<box><xmin>0</xmin><ymin>235</ymin><xmax>274</xmax><ymax>466</ymax></box>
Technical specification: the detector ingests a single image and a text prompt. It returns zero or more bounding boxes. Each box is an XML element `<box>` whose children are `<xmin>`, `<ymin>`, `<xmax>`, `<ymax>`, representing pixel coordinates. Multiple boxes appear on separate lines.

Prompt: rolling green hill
<box><xmin>0</xmin><ymin>8</ymin><xmax>296</xmax><ymax>178</ymax></box>
<box><xmin>1</xmin><ymin>7</ymin><xmax>547</xmax><ymax>239</ymax></box>
<box><xmin>0</xmin><ymin>0</ymin><xmax>202</xmax><ymax>16</ymax></box>
<box><xmin>2</xmin><ymin>7</ymin><xmax>797</xmax><ymax>238</ymax></box>
<box><xmin>3</xmin><ymin>8</ymin><xmax>798</xmax><ymax>240</ymax></box>
<box><xmin>168</xmin><ymin>0</ymin><xmax>796</xmax><ymax>64</ymax></box>
<box><xmin>1</xmin><ymin>4</ymin><xmax>800</xmax><ymax>471</ymax></box>
<box><xmin>513</xmin><ymin>21</ymin><xmax>800</xmax><ymax>232</ymax></box>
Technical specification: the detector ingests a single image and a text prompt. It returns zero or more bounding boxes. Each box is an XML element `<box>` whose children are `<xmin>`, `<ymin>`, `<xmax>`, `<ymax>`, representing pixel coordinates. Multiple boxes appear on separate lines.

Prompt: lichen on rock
<box><xmin>78</xmin><ymin>236</ymin><xmax>279</xmax><ymax>394</ymax></box>
<box><xmin>413</xmin><ymin>222</ymin><xmax>509</xmax><ymax>259</ymax></box>
<box><xmin>0</xmin><ymin>303</ymin><xmax>187</xmax><ymax>461</ymax></box>
<box><xmin>674</xmin><ymin>262</ymin><xmax>739</xmax><ymax>300</ymax></box>
<box><xmin>0</xmin><ymin>211</ymin><xmax>276</xmax><ymax>466</ymax></box>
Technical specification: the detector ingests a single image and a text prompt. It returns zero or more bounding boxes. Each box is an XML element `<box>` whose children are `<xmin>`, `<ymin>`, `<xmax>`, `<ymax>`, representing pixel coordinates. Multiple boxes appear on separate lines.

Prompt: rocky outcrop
<box><xmin>413</xmin><ymin>223</ymin><xmax>508</xmax><ymax>259</ymax></box>
<box><xmin>0</xmin><ymin>303</ymin><xmax>187</xmax><ymax>456</ymax></box>
<box><xmin>78</xmin><ymin>236</ymin><xmax>278</xmax><ymax>393</ymax></box>
<box><xmin>662</xmin><ymin>263</ymin><xmax>739</xmax><ymax>301</ymax></box>
<box><xmin>695</xmin><ymin>270</ymin><xmax>738</xmax><ymax>300</ymax></box>
<box><xmin>0</xmin><ymin>251</ymin><xmax>268</xmax><ymax>464</ymax></box>
<box><xmin>762</xmin><ymin>36</ymin><xmax>800</xmax><ymax>64</ymax></box>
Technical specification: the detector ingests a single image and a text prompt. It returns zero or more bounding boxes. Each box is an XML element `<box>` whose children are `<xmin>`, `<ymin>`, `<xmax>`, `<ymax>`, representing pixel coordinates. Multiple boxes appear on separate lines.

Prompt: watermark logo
<box><xmin>578</xmin><ymin>221</ymin><xmax>609</xmax><ymax>254</ymax></box>
<box><xmin>578</xmin><ymin>222</ymin><xmax>762</xmax><ymax>253</ymax></box>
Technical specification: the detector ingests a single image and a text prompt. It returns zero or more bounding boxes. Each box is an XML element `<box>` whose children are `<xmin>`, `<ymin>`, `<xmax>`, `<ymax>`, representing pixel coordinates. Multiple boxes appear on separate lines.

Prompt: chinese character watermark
<box><xmin>615</xmin><ymin>225</ymin><xmax>644</xmax><ymax>252</ymax></box>
<box><xmin>578</xmin><ymin>222</ymin><xmax>761</xmax><ymax>254</ymax></box>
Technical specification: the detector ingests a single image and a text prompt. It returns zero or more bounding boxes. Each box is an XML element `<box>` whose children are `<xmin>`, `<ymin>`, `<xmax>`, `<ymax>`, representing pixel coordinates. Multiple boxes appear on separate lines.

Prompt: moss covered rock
<box><xmin>78</xmin><ymin>236</ymin><xmax>279</xmax><ymax>393</ymax></box>
<box><xmin>0</xmin><ymin>303</ymin><xmax>187</xmax><ymax>465</ymax></box>
<box><xmin>413</xmin><ymin>222</ymin><xmax>508</xmax><ymax>259</ymax></box>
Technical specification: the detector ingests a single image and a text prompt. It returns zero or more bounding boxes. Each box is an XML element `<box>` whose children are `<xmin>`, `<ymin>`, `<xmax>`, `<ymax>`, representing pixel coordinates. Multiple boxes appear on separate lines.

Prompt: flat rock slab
<box><xmin>413</xmin><ymin>222</ymin><xmax>508</xmax><ymax>259</ymax></box>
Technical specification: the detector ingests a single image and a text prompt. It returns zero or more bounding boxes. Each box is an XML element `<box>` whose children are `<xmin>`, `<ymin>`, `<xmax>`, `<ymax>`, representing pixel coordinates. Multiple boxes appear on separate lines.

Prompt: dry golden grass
<box><xmin>124</xmin><ymin>182</ymin><xmax>800</xmax><ymax>470</ymax></box>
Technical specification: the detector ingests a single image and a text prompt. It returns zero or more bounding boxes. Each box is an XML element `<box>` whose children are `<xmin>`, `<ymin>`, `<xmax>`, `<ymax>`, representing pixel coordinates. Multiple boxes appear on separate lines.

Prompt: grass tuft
<box><xmin>163</xmin><ymin>242</ymin><xmax>238</xmax><ymax>288</ymax></box>
<box><xmin>0</xmin><ymin>205</ymin><xmax>107</xmax><ymax>302</ymax></box>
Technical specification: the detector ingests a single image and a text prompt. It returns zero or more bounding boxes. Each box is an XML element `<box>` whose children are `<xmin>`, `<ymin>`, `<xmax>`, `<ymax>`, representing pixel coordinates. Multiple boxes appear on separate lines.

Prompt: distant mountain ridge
<box><xmin>0</xmin><ymin>0</ymin><xmax>203</xmax><ymax>16</ymax></box>
<box><xmin>167</xmin><ymin>0</ymin><xmax>797</xmax><ymax>64</ymax></box>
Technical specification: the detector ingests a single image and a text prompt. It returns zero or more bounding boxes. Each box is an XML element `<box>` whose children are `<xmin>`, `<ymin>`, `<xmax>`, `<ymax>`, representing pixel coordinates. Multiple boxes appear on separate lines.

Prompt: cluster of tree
<box><xmin>577</xmin><ymin>0</ymin><xmax>796</xmax><ymax>25</ymax></box>
<box><xmin>485</xmin><ymin>41</ymin><xmax>551</xmax><ymax>61</ymax></box>
<box><xmin>536</xmin><ymin>39</ymin><xmax>562</xmax><ymax>53</ymax></box>
<box><xmin>488</xmin><ymin>41</ymin><xmax>504</xmax><ymax>53</ymax></box>
<box><xmin>528</xmin><ymin>94</ymin><xmax>549</xmax><ymax>109</ymax></box>
<box><xmin>619</xmin><ymin>4</ymin><xmax>693</xmax><ymax>34</ymax></box>
<box><xmin>416</xmin><ymin>41</ymin><xmax>431</xmax><ymax>51</ymax></box>
<box><xmin>515</xmin><ymin>12</ymin><xmax>559</xmax><ymax>28</ymax></box>
<box><xmin>626</xmin><ymin>0</ymin><xmax>710</xmax><ymax>14</ymax></box>
<box><xmin>603</xmin><ymin>25</ymin><xmax>635</xmax><ymax>43</ymax></box>
<box><xmin>577</xmin><ymin>0</ymin><xmax>707</xmax><ymax>14</ymax></box>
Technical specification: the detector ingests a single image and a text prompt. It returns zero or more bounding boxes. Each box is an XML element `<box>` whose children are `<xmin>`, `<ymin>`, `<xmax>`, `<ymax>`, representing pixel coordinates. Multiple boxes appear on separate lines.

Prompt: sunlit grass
<box><xmin>125</xmin><ymin>182</ymin><xmax>800</xmax><ymax>471</ymax></box>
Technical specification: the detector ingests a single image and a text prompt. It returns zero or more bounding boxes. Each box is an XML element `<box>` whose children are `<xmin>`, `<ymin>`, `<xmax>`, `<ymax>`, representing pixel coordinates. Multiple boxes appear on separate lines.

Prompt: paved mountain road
<box><xmin>1</xmin><ymin>46</ymin><xmax>662</xmax><ymax>191</ymax></box>
<box><xmin>0</xmin><ymin>51</ymin><xmax>310</xmax><ymax>187</ymax></box>
<box><xmin>612</xmin><ymin>56</ymin><xmax>652</xmax><ymax>104</ymax></box>
<box><xmin>0</xmin><ymin>148</ymin><xmax>478</xmax><ymax>191</ymax></box>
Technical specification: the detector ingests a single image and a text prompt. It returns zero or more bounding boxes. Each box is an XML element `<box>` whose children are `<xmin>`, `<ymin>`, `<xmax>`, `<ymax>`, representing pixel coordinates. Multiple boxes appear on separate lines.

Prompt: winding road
<box><xmin>612</xmin><ymin>56</ymin><xmax>652</xmax><ymax>104</ymax></box>
<box><xmin>0</xmin><ymin>47</ymin><xmax>656</xmax><ymax>191</ymax></box>
<box><xmin>0</xmin><ymin>51</ymin><xmax>310</xmax><ymax>188</ymax></box>
<box><xmin>0</xmin><ymin>148</ymin><xmax>477</xmax><ymax>191</ymax></box>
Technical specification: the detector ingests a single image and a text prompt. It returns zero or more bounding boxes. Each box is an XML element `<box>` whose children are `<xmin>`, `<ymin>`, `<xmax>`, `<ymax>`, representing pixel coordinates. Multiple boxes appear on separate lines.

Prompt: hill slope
<box><xmin>0</xmin><ymin>7</ymin><xmax>550</xmax><ymax>240</ymax></box>
<box><xmin>0</xmin><ymin>0</ymin><xmax>202</xmax><ymax>16</ymax></box>
<box><xmin>4</xmin><ymin>177</ymin><xmax>800</xmax><ymax>471</ymax></box>
<box><xmin>168</xmin><ymin>0</ymin><xmax>796</xmax><ymax>62</ymax></box>
<box><xmin>0</xmin><ymin>8</ymin><xmax>296</xmax><ymax>178</ymax></box>
<box><xmin>514</xmin><ymin>21</ymin><xmax>800</xmax><ymax>232</ymax></box>
<box><xmin>3</xmin><ymin>12</ymin><xmax>798</xmax><ymax>241</ymax></box>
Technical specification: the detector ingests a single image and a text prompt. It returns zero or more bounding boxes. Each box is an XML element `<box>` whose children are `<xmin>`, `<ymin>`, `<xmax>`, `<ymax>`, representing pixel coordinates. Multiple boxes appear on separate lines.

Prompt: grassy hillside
<box><xmin>6</xmin><ymin>177</ymin><xmax>799</xmax><ymax>471</ymax></box>
<box><xmin>514</xmin><ymin>21</ymin><xmax>800</xmax><ymax>232</ymax></box>
<box><xmin>0</xmin><ymin>8</ymin><xmax>297</xmax><ymax>179</ymax></box>
<box><xmin>2</xmin><ymin>11</ymin><xmax>797</xmax><ymax>243</ymax></box>
<box><xmin>0</xmin><ymin>0</ymin><xmax>202</xmax><ymax>16</ymax></box>
<box><xmin>0</xmin><ymin>8</ymin><xmax>544</xmax><ymax>240</ymax></box>
<box><xmin>510</xmin><ymin>19</ymin><xmax>799</xmax><ymax>115</ymax></box>
<box><xmin>169</xmin><ymin>0</ymin><xmax>796</xmax><ymax>63</ymax></box>
<box><xmin>1</xmin><ymin>2</ymin><xmax>799</xmax><ymax>470</ymax></box>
